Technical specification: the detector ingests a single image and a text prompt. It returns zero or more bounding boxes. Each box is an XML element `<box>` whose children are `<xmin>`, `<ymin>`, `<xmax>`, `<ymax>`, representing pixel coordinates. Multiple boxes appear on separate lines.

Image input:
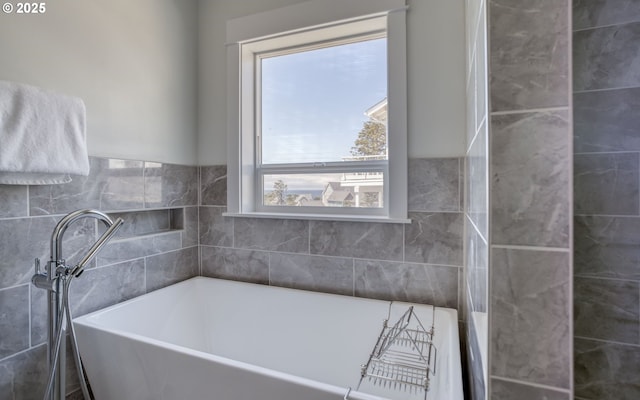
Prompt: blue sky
<box><xmin>260</xmin><ymin>37</ymin><xmax>387</xmax><ymax>164</ymax></box>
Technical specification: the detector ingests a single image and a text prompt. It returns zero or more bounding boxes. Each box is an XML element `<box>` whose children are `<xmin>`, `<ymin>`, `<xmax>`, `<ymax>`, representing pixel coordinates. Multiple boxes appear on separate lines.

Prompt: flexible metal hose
<box><xmin>41</xmin><ymin>273</ymin><xmax>93</xmax><ymax>400</ymax></box>
<box><xmin>42</xmin><ymin>291</ymin><xmax>66</xmax><ymax>400</ymax></box>
<box><xmin>63</xmin><ymin>274</ymin><xmax>93</xmax><ymax>400</ymax></box>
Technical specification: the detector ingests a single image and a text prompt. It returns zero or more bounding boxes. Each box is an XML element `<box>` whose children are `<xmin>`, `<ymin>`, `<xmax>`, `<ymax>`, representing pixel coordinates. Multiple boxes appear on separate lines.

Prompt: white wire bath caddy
<box><xmin>356</xmin><ymin>305</ymin><xmax>437</xmax><ymax>399</ymax></box>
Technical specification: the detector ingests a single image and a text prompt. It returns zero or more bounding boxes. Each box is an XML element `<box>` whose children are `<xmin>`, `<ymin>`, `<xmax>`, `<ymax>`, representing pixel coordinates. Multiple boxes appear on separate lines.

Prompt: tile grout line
<box><xmin>490</xmin><ymin>375</ymin><xmax>572</xmax><ymax>394</ymax></box>
<box><xmin>308</xmin><ymin>220</ymin><xmax>311</xmax><ymax>256</ymax></box>
<box><xmin>351</xmin><ymin>259</ymin><xmax>355</xmax><ymax>297</ymax></box>
<box><xmin>0</xmin><ymin>342</ymin><xmax>47</xmax><ymax>364</ymax></box>
<box><xmin>28</xmin><ymin>283</ymin><xmax>32</xmax><ymax>348</ymax></box>
<box><xmin>491</xmin><ymin>244</ymin><xmax>570</xmax><ymax>253</ymax></box>
<box><xmin>574</xmin><ymin>211</ymin><xmax>640</xmax><ymax>218</ymax></box>
<box><xmin>574</xmin><ymin>335</ymin><xmax>640</xmax><ymax>349</ymax></box>
<box><xmin>198</xmin><ymin>166</ymin><xmax>202</xmax><ymax>277</ymax></box>
<box><xmin>574</xmin><ymin>84</ymin><xmax>640</xmax><ymax>94</ymax></box>
<box><xmin>143</xmin><ymin>256</ymin><xmax>147</xmax><ymax>293</ymax></box>
<box><xmin>574</xmin><ymin>150</ymin><xmax>640</xmax><ymax>156</ymax></box>
<box><xmin>0</xmin><ymin>281</ymin><xmax>32</xmax><ymax>292</ymax></box>
<box><xmin>491</xmin><ymin>106</ymin><xmax>569</xmax><ymax>116</ymax></box>
<box><xmin>567</xmin><ymin>3</ymin><xmax>575</xmax><ymax>391</ymax></box>
<box><xmin>26</xmin><ymin>184</ymin><xmax>30</xmax><ymax>217</ymax></box>
<box><xmin>573</xmin><ymin>19</ymin><xmax>640</xmax><ymax>33</ymax></box>
<box><xmin>402</xmin><ymin>220</ymin><xmax>405</xmax><ymax>263</ymax></box>
<box><xmin>267</xmin><ymin>251</ymin><xmax>272</xmax><ymax>286</ymax></box>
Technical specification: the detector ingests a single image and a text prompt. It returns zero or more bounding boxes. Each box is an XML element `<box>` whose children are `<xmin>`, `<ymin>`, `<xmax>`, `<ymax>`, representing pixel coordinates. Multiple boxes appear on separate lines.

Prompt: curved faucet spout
<box><xmin>50</xmin><ymin>209</ymin><xmax>119</xmax><ymax>265</ymax></box>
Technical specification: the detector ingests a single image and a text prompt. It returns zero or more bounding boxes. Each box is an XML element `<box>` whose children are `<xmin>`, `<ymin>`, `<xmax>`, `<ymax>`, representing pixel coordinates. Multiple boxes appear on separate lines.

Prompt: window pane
<box><xmin>263</xmin><ymin>173</ymin><xmax>383</xmax><ymax>208</ymax></box>
<box><xmin>260</xmin><ymin>38</ymin><xmax>387</xmax><ymax>164</ymax></box>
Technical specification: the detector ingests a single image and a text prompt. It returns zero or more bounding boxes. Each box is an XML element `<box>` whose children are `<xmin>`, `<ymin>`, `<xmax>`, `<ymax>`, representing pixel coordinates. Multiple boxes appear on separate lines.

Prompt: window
<box><xmin>226</xmin><ymin>0</ymin><xmax>408</xmax><ymax>222</ymax></box>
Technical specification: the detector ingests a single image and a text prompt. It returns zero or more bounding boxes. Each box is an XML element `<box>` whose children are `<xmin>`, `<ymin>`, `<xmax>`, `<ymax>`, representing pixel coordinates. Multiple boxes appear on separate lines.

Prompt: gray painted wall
<box><xmin>0</xmin><ymin>0</ymin><xmax>199</xmax><ymax>165</ymax></box>
<box><xmin>0</xmin><ymin>0</ymin><xmax>464</xmax><ymax>165</ymax></box>
<box><xmin>573</xmin><ymin>0</ymin><xmax>640</xmax><ymax>398</ymax></box>
<box><xmin>197</xmin><ymin>0</ymin><xmax>466</xmax><ymax>165</ymax></box>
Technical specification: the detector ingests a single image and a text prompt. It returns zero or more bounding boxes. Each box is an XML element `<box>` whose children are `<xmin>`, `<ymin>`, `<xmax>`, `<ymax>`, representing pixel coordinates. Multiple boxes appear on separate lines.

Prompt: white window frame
<box><xmin>226</xmin><ymin>0</ymin><xmax>408</xmax><ymax>223</ymax></box>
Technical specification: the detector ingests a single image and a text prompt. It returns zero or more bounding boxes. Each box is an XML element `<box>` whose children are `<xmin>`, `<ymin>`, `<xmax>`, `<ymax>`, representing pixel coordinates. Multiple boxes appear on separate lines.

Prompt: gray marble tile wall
<box><xmin>488</xmin><ymin>0</ymin><xmax>573</xmax><ymax>399</ymax></box>
<box><xmin>199</xmin><ymin>158</ymin><xmax>464</xmax><ymax>310</ymax></box>
<box><xmin>573</xmin><ymin>1</ymin><xmax>640</xmax><ymax>398</ymax></box>
<box><xmin>464</xmin><ymin>1</ymin><xmax>489</xmax><ymax>400</ymax></box>
<box><xmin>0</xmin><ymin>156</ymin><xmax>199</xmax><ymax>400</ymax></box>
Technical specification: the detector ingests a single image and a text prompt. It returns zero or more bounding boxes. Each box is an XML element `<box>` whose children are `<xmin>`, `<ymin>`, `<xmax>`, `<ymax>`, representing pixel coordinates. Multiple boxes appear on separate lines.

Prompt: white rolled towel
<box><xmin>0</xmin><ymin>81</ymin><xmax>90</xmax><ymax>185</ymax></box>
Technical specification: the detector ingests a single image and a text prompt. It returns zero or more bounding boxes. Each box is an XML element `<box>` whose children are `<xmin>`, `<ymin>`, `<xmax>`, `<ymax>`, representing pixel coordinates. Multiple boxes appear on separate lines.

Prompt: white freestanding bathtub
<box><xmin>73</xmin><ymin>277</ymin><xmax>463</xmax><ymax>400</ymax></box>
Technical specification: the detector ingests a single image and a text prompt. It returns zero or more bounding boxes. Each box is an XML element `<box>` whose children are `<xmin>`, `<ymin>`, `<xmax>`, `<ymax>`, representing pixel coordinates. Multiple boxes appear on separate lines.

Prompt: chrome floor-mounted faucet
<box><xmin>32</xmin><ymin>209</ymin><xmax>124</xmax><ymax>400</ymax></box>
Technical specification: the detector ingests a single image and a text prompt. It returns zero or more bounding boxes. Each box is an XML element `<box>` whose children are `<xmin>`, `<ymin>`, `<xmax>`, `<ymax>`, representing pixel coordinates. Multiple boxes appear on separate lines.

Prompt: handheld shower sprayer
<box><xmin>71</xmin><ymin>217</ymin><xmax>124</xmax><ymax>277</ymax></box>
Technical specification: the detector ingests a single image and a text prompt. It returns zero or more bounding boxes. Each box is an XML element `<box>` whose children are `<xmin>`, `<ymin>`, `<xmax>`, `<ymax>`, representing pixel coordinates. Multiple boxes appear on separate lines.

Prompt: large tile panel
<box><xmin>310</xmin><ymin>220</ymin><xmax>403</xmax><ymax>261</ymax></box>
<box><xmin>574</xmin><ymin>276</ymin><xmax>639</xmax><ymax>344</ymax></box>
<box><xmin>0</xmin><ymin>344</ymin><xmax>48</xmax><ymax>400</ymax></box>
<box><xmin>408</xmin><ymin>158</ymin><xmax>460</xmax><ymax>212</ymax></box>
<box><xmin>144</xmin><ymin>162</ymin><xmax>198</xmax><ymax>208</ymax></box>
<box><xmin>0</xmin><ymin>217</ymin><xmax>53</xmax><ymax>290</ymax></box>
<box><xmin>180</xmin><ymin>206</ymin><xmax>199</xmax><ymax>248</ymax></box>
<box><xmin>491</xmin><ymin>247</ymin><xmax>571</xmax><ymax>388</ymax></box>
<box><xmin>404</xmin><ymin>212</ymin><xmax>463</xmax><ymax>266</ymax></box>
<box><xmin>30</xmin><ymin>259</ymin><xmax>146</xmax><ymax>346</ymax></box>
<box><xmin>575</xmin><ymin>337</ymin><xmax>640</xmax><ymax>400</ymax></box>
<box><xmin>574</xmin><ymin>152</ymin><xmax>639</xmax><ymax>216</ymax></box>
<box><xmin>574</xmin><ymin>22</ymin><xmax>640</xmax><ymax>91</ymax></box>
<box><xmin>29</xmin><ymin>157</ymin><xmax>144</xmax><ymax>215</ymax></box>
<box><xmin>490</xmin><ymin>0</ymin><xmax>569</xmax><ymax>111</ymax></box>
<box><xmin>574</xmin><ymin>87</ymin><xmax>640</xmax><ymax>153</ymax></box>
<box><xmin>0</xmin><ymin>285</ymin><xmax>29</xmax><ymax>359</ymax></box>
<box><xmin>354</xmin><ymin>260</ymin><xmax>458</xmax><ymax>307</ymax></box>
<box><xmin>200</xmin><ymin>246</ymin><xmax>269</xmax><ymax>285</ymax></box>
<box><xmin>200</xmin><ymin>165</ymin><xmax>227</xmax><ymax>206</ymax></box>
<box><xmin>146</xmin><ymin>247</ymin><xmax>199</xmax><ymax>292</ymax></box>
<box><xmin>0</xmin><ymin>185</ymin><xmax>27</xmax><ymax>219</ymax></box>
<box><xmin>573</xmin><ymin>0</ymin><xmax>640</xmax><ymax>30</ymax></box>
<box><xmin>269</xmin><ymin>253</ymin><xmax>353</xmax><ymax>296</ymax></box>
<box><xmin>199</xmin><ymin>206</ymin><xmax>233</xmax><ymax>247</ymax></box>
<box><xmin>575</xmin><ymin>215</ymin><xmax>640</xmax><ymax>280</ymax></box>
<box><xmin>67</xmin><ymin>259</ymin><xmax>146</xmax><ymax>317</ymax></box>
<box><xmin>96</xmin><ymin>231</ymin><xmax>182</xmax><ymax>267</ymax></box>
<box><xmin>491</xmin><ymin>378</ymin><xmax>570</xmax><ymax>400</ymax></box>
<box><xmin>235</xmin><ymin>217</ymin><xmax>308</xmax><ymax>253</ymax></box>
<box><xmin>491</xmin><ymin>111</ymin><xmax>571</xmax><ymax>247</ymax></box>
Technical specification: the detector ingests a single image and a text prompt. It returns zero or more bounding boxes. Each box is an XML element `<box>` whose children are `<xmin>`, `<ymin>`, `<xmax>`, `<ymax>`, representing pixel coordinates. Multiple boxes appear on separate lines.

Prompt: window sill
<box><xmin>222</xmin><ymin>212</ymin><xmax>411</xmax><ymax>224</ymax></box>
